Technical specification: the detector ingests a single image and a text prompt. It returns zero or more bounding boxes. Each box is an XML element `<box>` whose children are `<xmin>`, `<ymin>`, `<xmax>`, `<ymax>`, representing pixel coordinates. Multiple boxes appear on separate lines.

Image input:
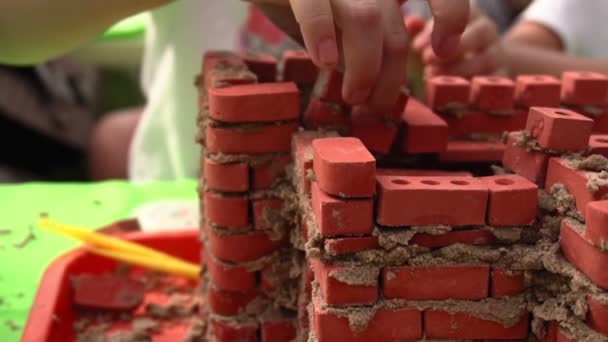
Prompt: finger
<box><xmin>289</xmin><ymin>0</ymin><xmax>338</xmax><ymax>67</ymax></box>
<box><xmin>426</xmin><ymin>15</ymin><xmax>498</xmax><ymax>64</ymax></box>
<box><xmin>332</xmin><ymin>0</ymin><xmax>384</xmax><ymax>105</ymax></box>
<box><xmin>412</xmin><ymin>19</ymin><xmax>433</xmax><ymax>54</ymax></box>
<box><xmin>405</xmin><ymin>16</ymin><xmax>425</xmax><ymax>36</ymax></box>
<box><xmin>437</xmin><ymin>44</ymin><xmax>500</xmax><ymax>77</ymax></box>
<box><xmin>367</xmin><ymin>0</ymin><xmax>409</xmax><ymax>113</ymax></box>
<box><xmin>426</xmin><ymin>0</ymin><xmax>469</xmax><ymax>57</ymax></box>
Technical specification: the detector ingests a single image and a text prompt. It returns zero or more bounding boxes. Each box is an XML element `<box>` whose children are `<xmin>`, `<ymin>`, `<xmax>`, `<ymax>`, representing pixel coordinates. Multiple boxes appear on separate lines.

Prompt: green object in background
<box><xmin>101</xmin><ymin>13</ymin><xmax>148</xmax><ymax>41</ymax></box>
<box><xmin>0</xmin><ymin>180</ymin><xmax>197</xmax><ymax>341</ymax></box>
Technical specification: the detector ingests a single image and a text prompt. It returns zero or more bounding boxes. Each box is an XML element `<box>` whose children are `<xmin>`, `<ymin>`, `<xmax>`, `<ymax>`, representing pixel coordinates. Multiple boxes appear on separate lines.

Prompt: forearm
<box><xmin>0</xmin><ymin>0</ymin><xmax>172</xmax><ymax>65</ymax></box>
<box><xmin>500</xmin><ymin>41</ymin><xmax>608</xmax><ymax>77</ymax></box>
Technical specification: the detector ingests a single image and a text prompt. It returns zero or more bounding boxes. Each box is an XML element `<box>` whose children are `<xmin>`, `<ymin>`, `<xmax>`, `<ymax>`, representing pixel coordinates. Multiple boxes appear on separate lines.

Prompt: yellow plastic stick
<box><xmin>87</xmin><ymin>246</ymin><xmax>200</xmax><ymax>280</ymax></box>
<box><xmin>38</xmin><ymin>218</ymin><xmax>200</xmax><ymax>277</ymax></box>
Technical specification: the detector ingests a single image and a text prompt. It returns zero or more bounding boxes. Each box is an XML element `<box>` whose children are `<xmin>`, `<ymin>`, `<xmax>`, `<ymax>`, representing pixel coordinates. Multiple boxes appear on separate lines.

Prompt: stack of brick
<box><xmin>496</xmin><ymin>96</ymin><xmax>608</xmax><ymax>340</ymax></box>
<box><xmin>197</xmin><ymin>51</ymin><xmax>305</xmax><ymax>341</ymax></box>
<box><xmin>292</xmin><ymin>135</ymin><xmax>544</xmax><ymax>341</ymax></box>
<box><xmin>426</xmin><ymin>75</ymin><xmax>529</xmax><ymax>163</ymax></box>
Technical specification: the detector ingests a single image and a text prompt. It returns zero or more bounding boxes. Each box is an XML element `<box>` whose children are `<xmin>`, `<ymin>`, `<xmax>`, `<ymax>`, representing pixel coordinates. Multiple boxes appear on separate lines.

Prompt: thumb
<box><xmin>426</xmin><ymin>0</ymin><xmax>469</xmax><ymax>57</ymax></box>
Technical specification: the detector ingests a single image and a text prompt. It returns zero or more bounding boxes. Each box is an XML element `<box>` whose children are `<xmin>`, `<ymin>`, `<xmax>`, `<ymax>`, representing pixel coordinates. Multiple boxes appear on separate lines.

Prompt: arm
<box><xmin>0</xmin><ymin>0</ymin><xmax>172</xmax><ymax>65</ymax></box>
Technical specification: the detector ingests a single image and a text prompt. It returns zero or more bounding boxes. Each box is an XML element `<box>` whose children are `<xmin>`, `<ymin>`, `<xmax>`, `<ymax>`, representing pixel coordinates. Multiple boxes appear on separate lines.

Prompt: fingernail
<box><xmin>439</xmin><ymin>34</ymin><xmax>460</xmax><ymax>56</ymax></box>
<box><xmin>318</xmin><ymin>38</ymin><xmax>338</xmax><ymax>66</ymax></box>
<box><xmin>348</xmin><ymin>89</ymin><xmax>370</xmax><ymax>104</ymax></box>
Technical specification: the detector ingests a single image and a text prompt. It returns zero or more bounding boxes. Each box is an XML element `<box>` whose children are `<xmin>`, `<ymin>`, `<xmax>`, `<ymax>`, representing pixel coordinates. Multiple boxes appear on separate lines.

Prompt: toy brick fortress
<box><xmin>196</xmin><ymin>50</ymin><xmax>608</xmax><ymax>342</ymax></box>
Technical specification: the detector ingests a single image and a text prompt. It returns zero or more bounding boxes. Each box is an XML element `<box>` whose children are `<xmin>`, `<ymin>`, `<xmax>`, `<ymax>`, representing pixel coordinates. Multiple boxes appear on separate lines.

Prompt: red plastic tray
<box><xmin>22</xmin><ymin>229</ymin><xmax>201</xmax><ymax>342</ymax></box>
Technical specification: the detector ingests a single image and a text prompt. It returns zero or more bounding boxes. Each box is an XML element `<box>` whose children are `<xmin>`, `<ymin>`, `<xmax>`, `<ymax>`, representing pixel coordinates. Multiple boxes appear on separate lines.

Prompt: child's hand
<box><xmin>254</xmin><ymin>0</ymin><xmax>470</xmax><ymax>113</ymax></box>
<box><xmin>412</xmin><ymin>10</ymin><xmax>503</xmax><ymax>78</ymax></box>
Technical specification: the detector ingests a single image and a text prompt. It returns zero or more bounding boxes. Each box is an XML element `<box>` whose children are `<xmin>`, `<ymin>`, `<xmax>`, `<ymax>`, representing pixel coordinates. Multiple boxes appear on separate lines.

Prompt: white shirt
<box><xmin>522</xmin><ymin>0</ymin><xmax>608</xmax><ymax>58</ymax></box>
<box><xmin>128</xmin><ymin>1</ymin><xmax>248</xmax><ymax>181</ymax></box>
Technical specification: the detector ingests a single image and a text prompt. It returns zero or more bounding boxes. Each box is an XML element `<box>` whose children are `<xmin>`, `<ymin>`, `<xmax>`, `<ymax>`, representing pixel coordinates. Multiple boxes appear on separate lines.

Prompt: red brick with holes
<box><xmin>425</xmin><ymin>75</ymin><xmax>470</xmax><ymax>111</ymax></box>
<box><xmin>312</xmin><ymin>294</ymin><xmax>422</xmax><ymax>342</ymax></box>
<box><xmin>382</xmin><ymin>265</ymin><xmax>490</xmax><ymax>300</ymax></box>
<box><xmin>402</xmin><ymin>98</ymin><xmax>449</xmax><ymax>153</ymax></box>
<box><xmin>206</xmin><ymin>227</ymin><xmax>286</xmax><ymax>263</ymax></box>
<box><xmin>350</xmin><ymin>106</ymin><xmax>399</xmax><ymax>155</ymax></box>
<box><xmin>545</xmin><ymin>157</ymin><xmax>608</xmax><ymax>218</ymax></box>
<box><xmin>203</xmin><ymin>192</ymin><xmax>249</xmax><ymax>228</ymax></box>
<box><xmin>491</xmin><ymin>268</ymin><xmax>526</xmax><ymax>298</ymax></box>
<box><xmin>560</xmin><ymin>219</ymin><xmax>608</xmax><ymax>289</ymax></box>
<box><xmin>205</xmin><ymin>122</ymin><xmax>298</xmax><ymax>154</ymax></box>
<box><xmin>313</xmin><ymin>137</ymin><xmax>376</xmax><ymax>198</ymax></box>
<box><xmin>424</xmin><ymin>310</ymin><xmax>529</xmax><ymax>340</ymax></box>
<box><xmin>324</xmin><ymin>236</ymin><xmax>380</xmax><ymax>256</ymax></box>
<box><xmin>514</xmin><ymin>75</ymin><xmax>562</xmax><ymax>108</ymax></box>
<box><xmin>525</xmin><ymin>107</ymin><xmax>593</xmax><ymax>152</ymax></box>
<box><xmin>481</xmin><ymin>174</ymin><xmax>538</xmax><ymax>226</ymax></box>
<box><xmin>203</xmin><ymin>159</ymin><xmax>249</xmax><ymax>192</ymax></box>
<box><xmin>311</xmin><ymin>182</ymin><xmax>373</xmax><ymax>237</ymax></box>
<box><xmin>311</xmin><ymin>259</ymin><xmax>378</xmax><ymax>306</ymax></box>
<box><xmin>502</xmin><ymin>132</ymin><xmax>550</xmax><ymax>185</ymax></box>
<box><xmin>410</xmin><ymin>229</ymin><xmax>496</xmax><ymax>248</ymax></box>
<box><xmin>376</xmin><ymin>175</ymin><xmax>488</xmax><ymax>226</ymax></box>
<box><xmin>439</xmin><ymin>140</ymin><xmax>506</xmax><ymax>163</ymax></box>
<box><xmin>442</xmin><ymin>110</ymin><xmax>528</xmax><ymax>137</ymax></box>
<box><xmin>561</xmin><ymin>71</ymin><xmax>608</xmax><ymax>106</ymax></box>
<box><xmin>588</xmin><ymin>134</ymin><xmax>608</xmax><ymax>157</ymax></box>
<box><xmin>470</xmin><ymin>76</ymin><xmax>515</xmax><ymax>111</ymax></box>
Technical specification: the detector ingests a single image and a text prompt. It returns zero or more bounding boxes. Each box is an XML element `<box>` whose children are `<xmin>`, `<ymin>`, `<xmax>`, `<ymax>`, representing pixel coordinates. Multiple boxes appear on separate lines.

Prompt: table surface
<box><xmin>0</xmin><ymin>180</ymin><xmax>197</xmax><ymax>341</ymax></box>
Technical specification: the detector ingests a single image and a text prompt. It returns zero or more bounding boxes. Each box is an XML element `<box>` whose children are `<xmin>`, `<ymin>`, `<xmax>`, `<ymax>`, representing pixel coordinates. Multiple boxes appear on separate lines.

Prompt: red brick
<box><xmin>556</xmin><ymin>327</ymin><xmax>574</xmax><ymax>342</ymax></box>
<box><xmin>425</xmin><ymin>76</ymin><xmax>470</xmax><ymax>111</ymax></box>
<box><xmin>282</xmin><ymin>50</ymin><xmax>319</xmax><ymax>85</ymax></box>
<box><xmin>545</xmin><ymin>157</ymin><xmax>608</xmax><ymax>218</ymax></box>
<box><xmin>491</xmin><ymin>268</ymin><xmax>525</xmax><ymax>298</ymax></box>
<box><xmin>208</xmin><ymin>82</ymin><xmax>299</xmax><ymax>123</ymax></box>
<box><xmin>514</xmin><ymin>74</ymin><xmax>562</xmax><ymax>108</ymax></box>
<box><xmin>525</xmin><ymin>107</ymin><xmax>593</xmax><ymax>152</ymax></box>
<box><xmin>587</xmin><ymin>294</ymin><xmax>608</xmax><ymax>336</ymax></box>
<box><xmin>502</xmin><ymin>132</ymin><xmax>550</xmax><ymax>185</ymax></box>
<box><xmin>585</xmin><ymin>201</ymin><xmax>608</xmax><ymax>249</ymax></box>
<box><xmin>481</xmin><ymin>174</ymin><xmax>538</xmax><ymax>226</ymax></box>
<box><xmin>203</xmin><ymin>192</ymin><xmax>248</xmax><ymax>228</ymax></box>
<box><xmin>439</xmin><ymin>140</ymin><xmax>506</xmax><ymax>163</ymax></box>
<box><xmin>311</xmin><ymin>182</ymin><xmax>373</xmax><ymax>237</ymax></box>
<box><xmin>206</xmin><ymin>227</ymin><xmax>286</xmax><ymax>263</ymax></box>
<box><xmin>591</xmin><ymin>109</ymin><xmax>608</xmax><ymax>133</ymax></box>
<box><xmin>252</xmin><ymin>198</ymin><xmax>283</xmax><ymax>230</ymax></box>
<box><xmin>313</xmin><ymin>69</ymin><xmax>345</xmax><ymax>104</ymax></box>
<box><xmin>205</xmin><ymin>122</ymin><xmax>298</xmax><ymax>154</ymax></box>
<box><xmin>386</xmin><ymin>88</ymin><xmax>410</xmax><ymax>122</ymax></box>
<box><xmin>261</xmin><ymin>320</ymin><xmax>297</xmax><ymax>342</ymax></box>
<box><xmin>242</xmin><ymin>52</ymin><xmax>277</xmax><ymax>83</ymax></box>
<box><xmin>73</xmin><ymin>274</ymin><xmax>144</xmax><ymax>311</ymax></box>
<box><xmin>588</xmin><ymin>134</ymin><xmax>608</xmax><ymax>157</ymax></box>
<box><xmin>303</xmin><ymin>96</ymin><xmax>350</xmax><ymax>132</ymax></box>
<box><xmin>292</xmin><ymin>133</ymin><xmax>315</xmax><ymax>193</ymax></box>
<box><xmin>204</xmin><ymin>249</ymin><xmax>256</xmax><ymax>292</ymax></box>
<box><xmin>207</xmin><ymin>285</ymin><xmax>258</xmax><ymax>316</ymax></box>
<box><xmin>203</xmin><ymin>158</ymin><xmax>249</xmax><ymax>192</ymax></box>
<box><xmin>211</xmin><ymin>318</ymin><xmax>257</xmax><ymax>342</ymax></box>
<box><xmin>202</xmin><ymin>51</ymin><xmax>240</xmax><ymax>76</ymax></box>
<box><xmin>313</xmin><ymin>294</ymin><xmax>422</xmax><ymax>342</ymax></box>
<box><xmin>313</xmin><ymin>137</ymin><xmax>376</xmax><ymax>198</ymax></box>
<box><xmin>560</xmin><ymin>219</ymin><xmax>608</xmax><ymax>289</ymax></box>
<box><xmin>470</xmin><ymin>76</ymin><xmax>515</xmax><ymax>111</ymax></box>
<box><xmin>544</xmin><ymin>321</ymin><xmax>558</xmax><ymax>342</ymax></box>
<box><xmin>311</xmin><ymin>259</ymin><xmax>378</xmax><ymax>306</ymax></box>
<box><xmin>376</xmin><ymin>175</ymin><xmax>488</xmax><ymax>226</ymax></box>
<box><xmin>424</xmin><ymin>310</ymin><xmax>529</xmax><ymax>340</ymax></box>
<box><xmin>402</xmin><ymin>98</ymin><xmax>449</xmax><ymax>153</ymax></box>
<box><xmin>561</xmin><ymin>71</ymin><xmax>608</xmax><ymax>106</ymax></box>
<box><xmin>350</xmin><ymin>107</ymin><xmax>398</xmax><ymax>155</ymax></box>
<box><xmin>382</xmin><ymin>265</ymin><xmax>490</xmax><ymax>300</ymax></box>
<box><xmin>442</xmin><ymin>110</ymin><xmax>528</xmax><ymax>138</ymax></box>
<box><xmin>410</xmin><ymin>229</ymin><xmax>496</xmax><ymax>248</ymax></box>
<box><xmin>377</xmin><ymin>168</ymin><xmax>473</xmax><ymax>177</ymax></box>
<box><xmin>251</xmin><ymin>155</ymin><xmax>292</xmax><ymax>190</ymax></box>
<box><xmin>324</xmin><ymin>236</ymin><xmax>379</xmax><ymax>256</ymax></box>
